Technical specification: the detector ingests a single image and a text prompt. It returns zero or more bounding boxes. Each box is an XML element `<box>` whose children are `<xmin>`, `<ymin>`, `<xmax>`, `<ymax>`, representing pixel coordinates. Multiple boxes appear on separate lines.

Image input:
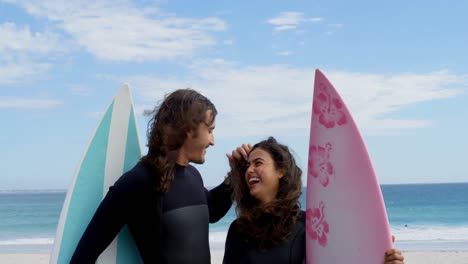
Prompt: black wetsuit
<box><xmin>223</xmin><ymin>211</ymin><xmax>306</xmax><ymax>264</ymax></box>
<box><xmin>71</xmin><ymin>162</ymin><xmax>232</xmax><ymax>264</ymax></box>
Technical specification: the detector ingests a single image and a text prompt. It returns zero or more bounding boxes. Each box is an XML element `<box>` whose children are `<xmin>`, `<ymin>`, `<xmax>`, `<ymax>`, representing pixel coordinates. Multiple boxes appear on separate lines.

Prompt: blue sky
<box><xmin>1</xmin><ymin>0</ymin><xmax>467</xmax><ymax>190</ymax></box>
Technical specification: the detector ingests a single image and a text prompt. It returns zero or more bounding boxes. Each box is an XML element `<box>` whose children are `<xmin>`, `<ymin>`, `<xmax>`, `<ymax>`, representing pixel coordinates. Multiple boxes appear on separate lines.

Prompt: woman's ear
<box><xmin>186</xmin><ymin>129</ymin><xmax>194</xmax><ymax>139</ymax></box>
<box><xmin>278</xmin><ymin>169</ymin><xmax>285</xmax><ymax>179</ymax></box>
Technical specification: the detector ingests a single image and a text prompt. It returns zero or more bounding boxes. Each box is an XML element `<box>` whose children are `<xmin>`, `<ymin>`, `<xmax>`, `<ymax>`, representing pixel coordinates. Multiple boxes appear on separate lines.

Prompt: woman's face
<box><xmin>244</xmin><ymin>148</ymin><xmax>284</xmax><ymax>205</ymax></box>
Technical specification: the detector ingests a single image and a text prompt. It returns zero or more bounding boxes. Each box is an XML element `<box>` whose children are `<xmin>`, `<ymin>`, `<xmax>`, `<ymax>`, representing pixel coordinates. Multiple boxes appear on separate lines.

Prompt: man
<box><xmin>71</xmin><ymin>89</ymin><xmax>232</xmax><ymax>263</ymax></box>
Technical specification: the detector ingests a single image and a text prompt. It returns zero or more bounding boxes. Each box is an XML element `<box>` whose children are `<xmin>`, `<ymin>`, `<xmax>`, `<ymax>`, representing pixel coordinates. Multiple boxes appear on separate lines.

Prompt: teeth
<box><xmin>249</xmin><ymin>177</ymin><xmax>260</xmax><ymax>183</ymax></box>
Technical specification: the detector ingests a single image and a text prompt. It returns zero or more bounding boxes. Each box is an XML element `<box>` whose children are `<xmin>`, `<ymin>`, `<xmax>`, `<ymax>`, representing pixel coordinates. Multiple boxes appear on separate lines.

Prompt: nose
<box><xmin>209</xmin><ymin>133</ymin><xmax>215</xmax><ymax>146</ymax></box>
<box><xmin>246</xmin><ymin>164</ymin><xmax>254</xmax><ymax>175</ymax></box>
<box><xmin>244</xmin><ymin>165</ymin><xmax>254</xmax><ymax>182</ymax></box>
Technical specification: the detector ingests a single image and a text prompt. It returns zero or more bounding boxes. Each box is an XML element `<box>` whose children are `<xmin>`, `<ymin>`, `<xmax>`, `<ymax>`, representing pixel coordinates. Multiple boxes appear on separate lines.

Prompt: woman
<box><xmin>223</xmin><ymin>137</ymin><xmax>404</xmax><ymax>264</ymax></box>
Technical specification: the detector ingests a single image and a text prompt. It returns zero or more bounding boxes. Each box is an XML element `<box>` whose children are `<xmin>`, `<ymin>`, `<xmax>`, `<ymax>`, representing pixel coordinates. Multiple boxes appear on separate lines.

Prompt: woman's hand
<box><xmin>384</xmin><ymin>235</ymin><xmax>404</xmax><ymax>264</ymax></box>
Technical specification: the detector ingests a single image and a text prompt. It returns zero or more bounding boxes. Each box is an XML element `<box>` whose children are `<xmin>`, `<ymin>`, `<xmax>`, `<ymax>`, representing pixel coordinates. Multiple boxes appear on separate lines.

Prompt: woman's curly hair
<box><xmin>140</xmin><ymin>89</ymin><xmax>217</xmax><ymax>192</ymax></box>
<box><xmin>229</xmin><ymin>137</ymin><xmax>302</xmax><ymax>250</ymax></box>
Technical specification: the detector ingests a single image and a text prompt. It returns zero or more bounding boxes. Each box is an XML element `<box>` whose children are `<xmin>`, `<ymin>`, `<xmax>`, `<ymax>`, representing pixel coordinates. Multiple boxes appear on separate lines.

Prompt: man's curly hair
<box><xmin>141</xmin><ymin>89</ymin><xmax>217</xmax><ymax>192</ymax></box>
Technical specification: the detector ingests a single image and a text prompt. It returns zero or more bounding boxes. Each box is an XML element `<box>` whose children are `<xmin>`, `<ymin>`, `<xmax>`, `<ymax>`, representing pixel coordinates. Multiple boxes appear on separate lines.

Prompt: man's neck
<box><xmin>176</xmin><ymin>151</ymin><xmax>189</xmax><ymax>166</ymax></box>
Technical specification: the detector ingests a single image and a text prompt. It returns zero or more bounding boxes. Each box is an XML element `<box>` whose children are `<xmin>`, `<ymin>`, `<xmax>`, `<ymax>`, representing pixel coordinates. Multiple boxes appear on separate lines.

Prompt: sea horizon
<box><xmin>2</xmin><ymin>181</ymin><xmax>468</xmax><ymax>193</ymax></box>
<box><xmin>1</xmin><ymin>182</ymin><xmax>467</xmax><ymax>253</ymax></box>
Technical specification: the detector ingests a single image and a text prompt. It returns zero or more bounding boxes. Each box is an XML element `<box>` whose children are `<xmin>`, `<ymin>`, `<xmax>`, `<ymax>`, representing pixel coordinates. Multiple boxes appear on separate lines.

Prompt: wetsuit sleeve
<box><xmin>206</xmin><ymin>181</ymin><xmax>232</xmax><ymax>223</ymax></box>
<box><xmin>223</xmin><ymin>221</ymin><xmax>245</xmax><ymax>264</ymax></box>
<box><xmin>70</xmin><ymin>184</ymin><xmax>130</xmax><ymax>263</ymax></box>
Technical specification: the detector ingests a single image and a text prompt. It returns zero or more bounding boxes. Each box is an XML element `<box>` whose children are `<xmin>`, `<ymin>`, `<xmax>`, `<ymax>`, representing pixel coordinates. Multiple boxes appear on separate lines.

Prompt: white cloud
<box><xmin>0</xmin><ymin>62</ymin><xmax>51</xmax><ymax>85</ymax></box>
<box><xmin>275</xmin><ymin>25</ymin><xmax>297</xmax><ymax>31</ymax></box>
<box><xmin>268</xmin><ymin>12</ymin><xmax>323</xmax><ymax>31</ymax></box>
<box><xmin>308</xmin><ymin>18</ymin><xmax>323</xmax><ymax>23</ymax></box>
<box><xmin>277</xmin><ymin>51</ymin><xmax>292</xmax><ymax>56</ymax></box>
<box><xmin>69</xmin><ymin>85</ymin><xmax>95</xmax><ymax>96</ymax></box>
<box><xmin>119</xmin><ymin>63</ymin><xmax>466</xmax><ymax>137</ymax></box>
<box><xmin>5</xmin><ymin>0</ymin><xmax>226</xmax><ymax>62</ymax></box>
<box><xmin>0</xmin><ymin>22</ymin><xmax>65</xmax><ymax>84</ymax></box>
<box><xmin>324</xmin><ymin>70</ymin><xmax>464</xmax><ymax>132</ymax></box>
<box><xmin>0</xmin><ymin>22</ymin><xmax>65</xmax><ymax>54</ymax></box>
<box><xmin>0</xmin><ymin>17</ymin><xmax>69</xmax><ymax>85</ymax></box>
<box><xmin>0</xmin><ymin>96</ymin><xmax>62</xmax><ymax>109</ymax></box>
<box><xmin>268</xmin><ymin>12</ymin><xmax>303</xmax><ymax>27</ymax></box>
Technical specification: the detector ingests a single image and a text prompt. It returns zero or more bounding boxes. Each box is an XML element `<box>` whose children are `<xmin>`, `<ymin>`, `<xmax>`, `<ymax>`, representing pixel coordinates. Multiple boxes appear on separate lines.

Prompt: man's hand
<box><xmin>226</xmin><ymin>143</ymin><xmax>252</xmax><ymax>167</ymax></box>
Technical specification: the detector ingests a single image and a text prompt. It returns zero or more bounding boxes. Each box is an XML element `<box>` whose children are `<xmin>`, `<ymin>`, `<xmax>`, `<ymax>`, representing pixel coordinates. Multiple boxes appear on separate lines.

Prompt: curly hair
<box><xmin>229</xmin><ymin>137</ymin><xmax>302</xmax><ymax>250</ymax></box>
<box><xmin>140</xmin><ymin>89</ymin><xmax>217</xmax><ymax>193</ymax></box>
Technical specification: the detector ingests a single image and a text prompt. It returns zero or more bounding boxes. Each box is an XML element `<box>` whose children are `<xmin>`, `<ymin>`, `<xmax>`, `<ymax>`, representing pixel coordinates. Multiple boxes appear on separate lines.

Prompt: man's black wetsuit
<box><xmin>223</xmin><ymin>211</ymin><xmax>305</xmax><ymax>264</ymax></box>
<box><xmin>71</xmin><ymin>162</ymin><xmax>232</xmax><ymax>263</ymax></box>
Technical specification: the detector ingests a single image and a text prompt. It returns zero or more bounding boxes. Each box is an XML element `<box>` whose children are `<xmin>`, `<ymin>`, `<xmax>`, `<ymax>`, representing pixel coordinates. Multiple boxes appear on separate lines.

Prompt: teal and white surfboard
<box><xmin>51</xmin><ymin>85</ymin><xmax>143</xmax><ymax>264</ymax></box>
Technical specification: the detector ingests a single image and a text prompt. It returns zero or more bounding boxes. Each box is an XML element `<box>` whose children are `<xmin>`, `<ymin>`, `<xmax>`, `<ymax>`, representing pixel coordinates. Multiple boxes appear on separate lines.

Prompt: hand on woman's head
<box><xmin>226</xmin><ymin>143</ymin><xmax>253</xmax><ymax>167</ymax></box>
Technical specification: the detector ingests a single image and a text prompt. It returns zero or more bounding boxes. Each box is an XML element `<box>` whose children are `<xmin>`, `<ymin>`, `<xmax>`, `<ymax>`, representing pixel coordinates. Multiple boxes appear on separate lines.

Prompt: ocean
<box><xmin>1</xmin><ymin>183</ymin><xmax>467</xmax><ymax>253</ymax></box>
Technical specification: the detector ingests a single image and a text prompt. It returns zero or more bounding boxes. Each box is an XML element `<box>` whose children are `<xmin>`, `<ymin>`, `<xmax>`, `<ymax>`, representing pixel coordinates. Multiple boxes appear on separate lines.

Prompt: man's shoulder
<box><xmin>185</xmin><ymin>164</ymin><xmax>204</xmax><ymax>183</ymax></box>
<box><xmin>228</xmin><ymin>219</ymin><xmax>239</xmax><ymax>230</ymax></box>
<box><xmin>114</xmin><ymin>162</ymin><xmax>156</xmax><ymax>191</ymax></box>
<box><xmin>186</xmin><ymin>164</ymin><xmax>201</xmax><ymax>174</ymax></box>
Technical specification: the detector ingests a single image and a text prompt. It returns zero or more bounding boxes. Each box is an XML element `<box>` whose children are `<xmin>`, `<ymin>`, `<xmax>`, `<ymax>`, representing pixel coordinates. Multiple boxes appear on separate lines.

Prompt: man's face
<box><xmin>181</xmin><ymin>110</ymin><xmax>216</xmax><ymax>164</ymax></box>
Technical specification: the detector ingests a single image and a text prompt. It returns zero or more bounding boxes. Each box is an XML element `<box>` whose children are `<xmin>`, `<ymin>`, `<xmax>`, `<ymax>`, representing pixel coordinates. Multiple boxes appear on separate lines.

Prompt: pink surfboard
<box><xmin>305</xmin><ymin>69</ymin><xmax>392</xmax><ymax>263</ymax></box>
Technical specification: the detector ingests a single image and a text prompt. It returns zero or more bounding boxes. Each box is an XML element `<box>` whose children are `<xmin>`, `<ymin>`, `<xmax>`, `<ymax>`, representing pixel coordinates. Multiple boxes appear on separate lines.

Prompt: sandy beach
<box><xmin>1</xmin><ymin>250</ymin><xmax>467</xmax><ymax>263</ymax></box>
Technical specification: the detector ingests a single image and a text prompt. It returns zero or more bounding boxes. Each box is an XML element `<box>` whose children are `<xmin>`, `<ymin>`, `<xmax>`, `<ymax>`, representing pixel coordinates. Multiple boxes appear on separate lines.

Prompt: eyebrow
<box><xmin>247</xmin><ymin>157</ymin><xmax>264</xmax><ymax>164</ymax></box>
<box><xmin>203</xmin><ymin>121</ymin><xmax>215</xmax><ymax>130</ymax></box>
